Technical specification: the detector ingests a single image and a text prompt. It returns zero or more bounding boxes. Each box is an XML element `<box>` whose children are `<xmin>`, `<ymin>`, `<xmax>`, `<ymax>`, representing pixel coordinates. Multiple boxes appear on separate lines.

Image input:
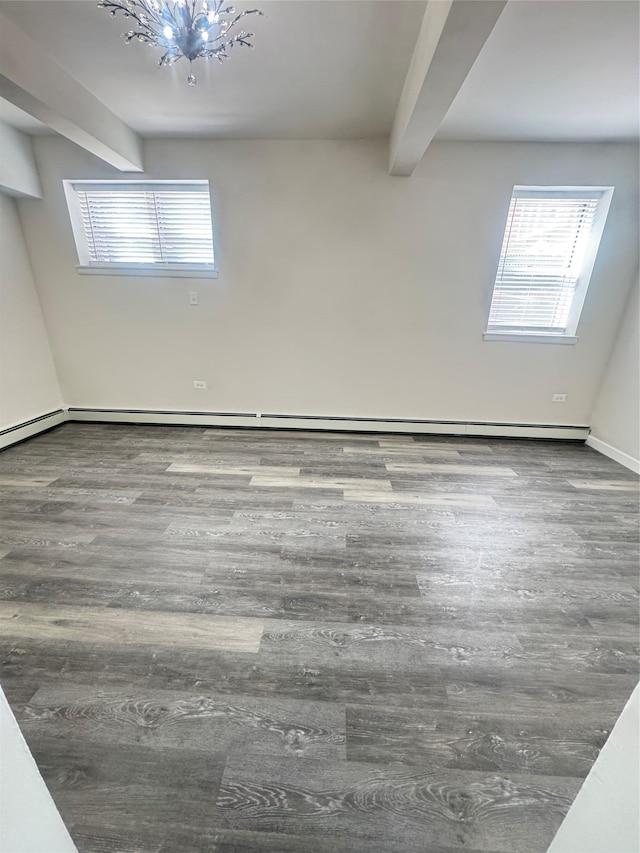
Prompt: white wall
<box><xmin>547</xmin><ymin>684</ymin><xmax>639</xmax><ymax>853</ymax></box>
<box><xmin>0</xmin><ymin>191</ymin><xmax>62</xmax><ymax>429</ymax></box>
<box><xmin>17</xmin><ymin>137</ymin><xmax>639</xmax><ymax>425</ymax></box>
<box><xmin>0</xmin><ymin>687</ymin><xmax>78</xmax><ymax>853</ymax></box>
<box><xmin>589</xmin><ymin>272</ymin><xmax>640</xmax><ymax>469</ymax></box>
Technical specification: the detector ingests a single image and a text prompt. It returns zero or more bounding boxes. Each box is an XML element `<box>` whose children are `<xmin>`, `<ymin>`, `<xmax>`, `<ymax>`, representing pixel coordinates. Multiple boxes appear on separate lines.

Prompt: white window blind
<box><xmin>65</xmin><ymin>181</ymin><xmax>216</xmax><ymax>273</ymax></box>
<box><xmin>487</xmin><ymin>189</ymin><xmax>605</xmax><ymax>335</ymax></box>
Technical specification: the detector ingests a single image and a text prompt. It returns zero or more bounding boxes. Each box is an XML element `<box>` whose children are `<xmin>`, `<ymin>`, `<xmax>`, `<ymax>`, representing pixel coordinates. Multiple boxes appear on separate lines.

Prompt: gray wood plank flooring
<box><xmin>0</xmin><ymin>422</ymin><xmax>638</xmax><ymax>853</ymax></box>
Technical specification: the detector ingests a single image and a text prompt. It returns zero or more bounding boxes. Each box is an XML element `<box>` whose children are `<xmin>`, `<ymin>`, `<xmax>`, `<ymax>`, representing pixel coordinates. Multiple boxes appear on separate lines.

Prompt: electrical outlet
<box><xmin>193</xmin><ymin>380</ymin><xmax>207</xmax><ymax>390</ymax></box>
<box><xmin>552</xmin><ymin>393</ymin><xmax>567</xmax><ymax>403</ymax></box>
<box><xmin>189</xmin><ymin>291</ymin><xmax>199</xmax><ymax>305</ymax></box>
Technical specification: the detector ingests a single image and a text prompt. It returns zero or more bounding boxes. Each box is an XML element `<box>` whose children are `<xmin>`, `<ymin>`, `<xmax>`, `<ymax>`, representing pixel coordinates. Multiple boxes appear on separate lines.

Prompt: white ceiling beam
<box><xmin>0</xmin><ymin>12</ymin><xmax>143</xmax><ymax>173</ymax></box>
<box><xmin>389</xmin><ymin>0</ymin><xmax>507</xmax><ymax>176</ymax></box>
<box><xmin>0</xmin><ymin>122</ymin><xmax>42</xmax><ymax>199</ymax></box>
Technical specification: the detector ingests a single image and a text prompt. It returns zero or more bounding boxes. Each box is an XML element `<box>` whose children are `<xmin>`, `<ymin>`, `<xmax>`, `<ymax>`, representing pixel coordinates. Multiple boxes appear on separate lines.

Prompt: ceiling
<box><xmin>0</xmin><ymin>0</ymin><xmax>638</xmax><ymax>142</ymax></box>
<box><xmin>0</xmin><ymin>0</ymin><xmax>426</xmax><ymax>138</ymax></box>
<box><xmin>437</xmin><ymin>0</ymin><xmax>640</xmax><ymax>142</ymax></box>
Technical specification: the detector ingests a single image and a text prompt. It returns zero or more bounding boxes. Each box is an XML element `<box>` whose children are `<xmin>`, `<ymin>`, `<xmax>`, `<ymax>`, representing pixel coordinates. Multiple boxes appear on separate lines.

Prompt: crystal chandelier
<box><xmin>98</xmin><ymin>0</ymin><xmax>264</xmax><ymax>86</ymax></box>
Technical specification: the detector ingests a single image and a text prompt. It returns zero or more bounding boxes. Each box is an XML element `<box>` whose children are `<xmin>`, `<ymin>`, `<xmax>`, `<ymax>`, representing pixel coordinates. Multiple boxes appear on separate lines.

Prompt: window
<box><xmin>485</xmin><ymin>186</ymin><xmax>613</xmax><ymax>343</ymax></box>
<box><xmin>64</xmin><ymin>180</ymin><xmax>217</xmax><ymax>277</ymax></box>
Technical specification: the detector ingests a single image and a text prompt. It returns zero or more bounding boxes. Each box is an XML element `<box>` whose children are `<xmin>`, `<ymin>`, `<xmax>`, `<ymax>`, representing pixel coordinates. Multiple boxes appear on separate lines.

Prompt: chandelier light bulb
<box><xmin>99</xmin><ymin>0</ymin><xmax>264</xmax><ymax>85</ymax></box>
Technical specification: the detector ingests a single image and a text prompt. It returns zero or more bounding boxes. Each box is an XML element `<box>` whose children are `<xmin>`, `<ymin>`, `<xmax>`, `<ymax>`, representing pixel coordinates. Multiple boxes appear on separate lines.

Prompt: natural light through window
<box><xmin>485</xmin><ymin>186</ymin><xmax>613</xmax><ymax>342</ymax></box>
<box><xmin>64</xmin><ymin>180</ymin><xmax>217</xmax><ymax>277</ymax></box>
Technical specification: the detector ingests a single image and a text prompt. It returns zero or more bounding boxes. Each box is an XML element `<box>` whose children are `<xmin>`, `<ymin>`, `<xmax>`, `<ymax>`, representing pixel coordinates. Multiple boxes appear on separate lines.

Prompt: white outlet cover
<box><xmin>193</xmin><ymin>380</ymin><xmax>207</xmax><ymax>389</ymax></box>
<box><xmin>552</xmin><ymin>394</ymin><xmax>567</xmax><ymax>402</ymax></box>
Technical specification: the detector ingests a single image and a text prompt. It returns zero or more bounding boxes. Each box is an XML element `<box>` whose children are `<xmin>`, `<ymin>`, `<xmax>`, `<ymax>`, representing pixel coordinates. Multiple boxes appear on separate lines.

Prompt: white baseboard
<box><xmin>0</xmin><ymin>409</ymin><xmax>68</xmax><ymax>450</ymax></box>
<box><xmin>586</xmin><ymin>435</ymin><xmax>640</xmax><ymax>474</ymax></box>
<box><xmin>66</xmin><ymin>408</ymin><xmax>590</xmax><ymax>441</ymax></box>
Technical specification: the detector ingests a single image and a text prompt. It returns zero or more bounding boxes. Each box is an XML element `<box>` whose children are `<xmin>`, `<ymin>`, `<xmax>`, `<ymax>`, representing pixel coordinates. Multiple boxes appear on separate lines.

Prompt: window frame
<box><xmin>483</xmin><ymin>185</ymin><xmax>614</xmax><ymax>344</ymax></box>
<box><xmin>63</xmin><ymin>179</ymin><xmax>219</xmax><ymax>278</ymax></box>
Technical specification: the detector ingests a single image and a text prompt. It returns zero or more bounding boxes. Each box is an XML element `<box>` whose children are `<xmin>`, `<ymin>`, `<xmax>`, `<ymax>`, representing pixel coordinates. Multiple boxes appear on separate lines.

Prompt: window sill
<box><xmin>76</xmin><ymin>265</ymin><xmax>219</xmax><ymax>279</ymax></box>
<box><xmin>483</xmin><ymin>332</ymin><xmax>578</xmax><ymax>345</ymax></box>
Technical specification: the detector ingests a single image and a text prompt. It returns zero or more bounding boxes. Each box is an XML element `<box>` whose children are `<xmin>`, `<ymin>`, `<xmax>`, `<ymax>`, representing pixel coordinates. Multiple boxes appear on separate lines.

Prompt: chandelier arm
<box><xmin>204</xmin><ymin>8</ymin><xmax>263</xmax><ymax>43</ymax></box>
<box><xmin>158</xmin><ymin>46</ymin><xmax>182</xmax><ymax>64</ymax></box>
<box><xmin>202</xmin><ymin>51</ymin><xmax>229</xmax><ymax>60</ymax></box>
<box><xmin>232</xmin><ymin>32</ymin><xmax>254</xmax><ymax>46</ymax></box>
<box><xmin>224</xmin><ymin>9</ymin><xmax>264</xmax><ymax>32</ymax></box>
<box><xmin>99</xmin><ymin>1</ymin><xmax>155</xmax><ymax>33</ymax></box>
<box><xmin>208</xmin><ymin>11</ymin><xmax>261</xmax><ymax>44</ymax></box>
<box><xmin>125</xmin><ymin>30</ymin><xmax>158</xmax><ymax>43</ymax></box>
<box><xmin>138</xmin><ymin>2</ymin><xmax>170</xmax><ymax>33</ymax></box>
<box><xmin>208</xmin><ymin>31</ymin><xmax>229</xmax><ymax>43</ymax></box>
<box><xmin>201</xmin><ymin>32</ymin><xmax>253</xmax><ymax>57</ymax></box>
<box><xmin>201</xmin><ymin>44</ymin><xmax>229</xmax><ymax>58</ymax></box>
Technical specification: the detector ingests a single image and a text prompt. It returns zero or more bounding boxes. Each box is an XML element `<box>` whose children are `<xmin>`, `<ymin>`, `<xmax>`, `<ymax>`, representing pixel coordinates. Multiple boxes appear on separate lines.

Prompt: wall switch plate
<box><xmin>552</xmin><ymin>393</ymin><xmax>567</xmax><ymax>402</ymax></box>
<box><xmin>189</xmin><ymin>291</ymin><xmax>199</xmax><ymax>305</ymax></box>
<box><xmin>193</xmin><ymin>380</ymin><xmax>207</xmax><ymax>390</ymax></box>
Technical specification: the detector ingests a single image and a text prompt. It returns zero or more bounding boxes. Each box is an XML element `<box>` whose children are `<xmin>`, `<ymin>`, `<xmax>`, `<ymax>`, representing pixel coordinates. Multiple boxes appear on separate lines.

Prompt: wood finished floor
<box><xmin>0</xmin><ymin>423</ymin><xmax>638</xmax><ymax>853</ymax></box>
